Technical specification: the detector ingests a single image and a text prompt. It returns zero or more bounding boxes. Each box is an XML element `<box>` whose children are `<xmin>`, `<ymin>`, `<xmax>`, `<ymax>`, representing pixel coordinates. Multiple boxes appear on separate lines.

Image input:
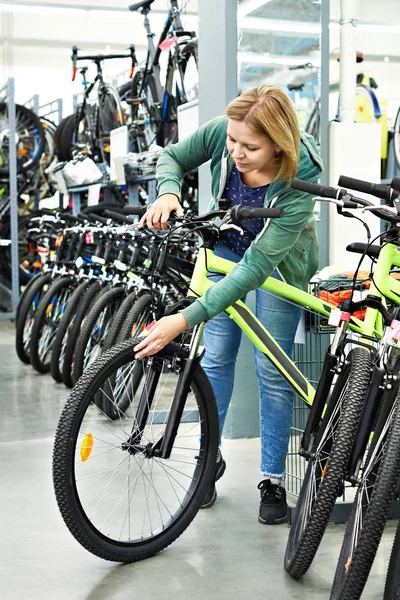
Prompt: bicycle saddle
<box><xmin>129</xmin><ymin>0</ymin><xmax>155</xmax><ymax>12</ymax></box>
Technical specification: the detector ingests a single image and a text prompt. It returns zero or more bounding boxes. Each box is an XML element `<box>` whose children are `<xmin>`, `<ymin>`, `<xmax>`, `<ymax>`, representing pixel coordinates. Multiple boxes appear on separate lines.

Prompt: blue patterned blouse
<box><xmin>220</xmin><ymin>167</ymin><xmax>270</xmax><ymax>257</ymax></box>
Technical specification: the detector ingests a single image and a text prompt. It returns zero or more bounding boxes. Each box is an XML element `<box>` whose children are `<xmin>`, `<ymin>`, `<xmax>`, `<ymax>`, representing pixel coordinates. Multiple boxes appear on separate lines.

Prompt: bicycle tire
<box><xmin>130</xmin><ymin>70</ymin><xmax>160</xmax><ymax>151</ymax></box>
<box><xmin>330</xmin><ymin>388</ymin><xmax>400</xmax><ymax>599</ymax></box>
<box><xmin>0</xmin><ymin>103</ymin><xmax>45</xmax><ymax>175</ymax></box>
<box><xmin>384</xmin><ymin>519</ymin><xmax>400</xmax><ymax>599</ymax></box>
<box><xmin>101</xmin><ymin>291</ymin><xmax>139</xmax><ymax>353</ymax></box>
<box><xmin>15</xmin><ymin>272</ymin><xmax>53</xmax><ymax>364</ymax></box>
<box><xmin>52</xmin><ymin>337</ymin><xmax>218</xmax><ymax>562</ymax></box>
<box><xmin>284</xmin><ymin>347</ymin><xmax>372</xmax><ymax>579</ymax></box>
<box><xmin>62</xmin><ymin>280</ymin><xmax>102</xmax><ymax>388</ymax></box>
<box><xmin>30</xmin><ymin>276</ymin><xmax>75</xmax><ymax>374</ymax></box>
<box><xmin>72</xmin><ymin>286</ymin><xmax>125</xmax><ymax>384</ymax></box>
<box><xmin>97</xmin><ymin>84</ymin><xmax>124</xmax><ymax>165</ymax></box>
<box><xmin>101</xmin><ymin>294</ymin><xmax>152</xmax><ymax>419</ymax></box>
<box><xmin>50</xmin><ymin>279</ymin><xmax>91</xmax><ymax>383</ymax></box>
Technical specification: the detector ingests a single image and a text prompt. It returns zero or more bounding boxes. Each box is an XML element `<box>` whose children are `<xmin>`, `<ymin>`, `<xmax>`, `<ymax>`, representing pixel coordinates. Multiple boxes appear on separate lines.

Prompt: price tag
<box><xmin>86</xmin><ymin>232</ymin><xmax>94</xmax><ymax>244</ymax></box>
<box><xmin>75</xmin><ymin>256</ymin><xmax>84</xmax><ymax>268</ymax></box>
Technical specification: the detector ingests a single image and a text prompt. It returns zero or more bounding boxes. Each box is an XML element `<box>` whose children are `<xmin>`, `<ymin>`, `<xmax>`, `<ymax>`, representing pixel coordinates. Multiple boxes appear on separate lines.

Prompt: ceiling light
<box><xmin>0</xmin><ymin>3</ymin><xmax>85</xmax><ymax>16</ymax></box>
<box><xmin>240</xmin><ymin>17</ymin><xmax>320</xmax><ymax>35</ymax></box>
<box><xmin>384</xmin><ymin>56</ymin><xmax>390</xmax><ymax>62</ymax></box>
<box><xmin>238</xmin><ymin>0</ymin><xmax>272</xmax><ymax>19</ymax></box>
<box><xmin>239</xmin><ymin>51</ymin><xmax>320</xmax><ymax>68</ymax></box>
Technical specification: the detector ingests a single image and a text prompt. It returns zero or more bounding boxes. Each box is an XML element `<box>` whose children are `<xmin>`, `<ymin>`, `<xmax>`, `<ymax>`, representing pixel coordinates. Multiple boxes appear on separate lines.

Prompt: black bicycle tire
<box><xmin>384</xmin><ymin>519</ymin><xmax>400</xmax><ymax>599</ymax></box>
<box><xmin>0</xmin><ymin>103</ymin><xmax>45</xmax><ymax>175</ymax></box>
<box><xmin>50</xmin><ymin>279</ymin><xmax>91</xmax><ymax>383</ymax></box>
<box><xmin>52</xmin><ymin>337</ymin><xmax>218</xmax><ymax>562</ymax></box>
<box><xmin>97</xmin><ymin>84</ymin><xmax>124</xmax><ymax>165</ymax></box>
<box><xmin>101</xmin><ymin>294</ymin><xmax>152</xmax><ymax>419</ymax></box>
<box><xmin>16</xmin><ymin>271</ymin><xmax>45</xmax><ymax>324</ymax></box>
<box><xmin>101</xmin><ymin>290</ymin><xmax>139</xmax><ymax>353</ymax></box>
<box><xmin>116</xmin><ymin>293</ymin><xmax>152</xmax><ymax>343</ymax></box>
<box><xmin>62</xmin><ymin>280</ymin><xmax>103</xmax><ymax>388</ymax></box>
<box><xmin>72</xmin><ymin>286</ymin><xmax>125</xmax><ymax>385</ymax></box>
<box><xmin>330</xmin><ymin>389</ymin><xmax>400</xmax><ymax>600</ymax></box>
<box><xmin>130</xmin><ymin>70</ymin><xmax>160</xmax><ymax>151</ymax></box>
<box><xmin>30</xmin><ymin>276</ymin><xmax>75</xmax><ymax>374</ymax></box>
<box><xmin>284</xmin><ymin>347</ymin><xmax>372</xmax><ymax>578</ymax></box>
<box><xmin>15</xmin><ymin>272</ymin><xmax>53</xmax><ymax>364</ymax></box>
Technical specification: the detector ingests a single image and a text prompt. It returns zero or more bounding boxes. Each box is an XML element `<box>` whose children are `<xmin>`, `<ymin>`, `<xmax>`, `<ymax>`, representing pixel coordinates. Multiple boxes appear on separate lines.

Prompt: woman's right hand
<box><xmin>139</xmin><ymin>194</ymin><xmax>183</xmax><ymax>230</ymax></box>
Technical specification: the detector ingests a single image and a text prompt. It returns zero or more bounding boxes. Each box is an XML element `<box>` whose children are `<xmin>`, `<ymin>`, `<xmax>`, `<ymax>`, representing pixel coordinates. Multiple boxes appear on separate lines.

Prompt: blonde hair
<box><xmin>226</xmin><ymin>85</ymin><xmax>300</xmax><ymax>182</ymax></box>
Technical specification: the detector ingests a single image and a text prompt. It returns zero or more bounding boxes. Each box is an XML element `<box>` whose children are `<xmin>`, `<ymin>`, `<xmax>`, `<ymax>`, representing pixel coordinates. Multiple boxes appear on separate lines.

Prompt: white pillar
<box><xmin>339</xmin><ymin>0</ymin><xmax>357</xmax><ymax>124</ymax></box>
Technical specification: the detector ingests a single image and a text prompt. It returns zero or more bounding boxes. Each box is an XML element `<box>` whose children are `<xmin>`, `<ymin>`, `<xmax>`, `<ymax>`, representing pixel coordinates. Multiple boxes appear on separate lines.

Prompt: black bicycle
<box><xmin>128</xmin><ymin>0</ymin><xmax>198</xmax><ymax>151</ymax></box>
<box><xmin>71</xmin><ymin>44</ymin><xmax>137</xmax><ymax>164</ymax></box>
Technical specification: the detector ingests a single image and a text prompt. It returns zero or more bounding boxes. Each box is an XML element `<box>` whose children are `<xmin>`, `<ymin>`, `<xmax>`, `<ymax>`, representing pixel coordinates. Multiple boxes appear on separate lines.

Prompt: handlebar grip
<box><xmin>78</xmin><ymin>212</ymin><xmax>92</xmax><ymax>222</ymax></box>
<box><xmin>40</xmin><ymin>208</ymin><xmax>56</xmax><ymax>216</ymax></box>
<box><xmin>391</xmin><ymin>177</ymin><xmax>400</xmax><ymax>193</ymax></box>
<box><xmin>291</xmin><ymin>178</ymin><xmax>340</xmax><ymax>199</ymax></box>
<box><xmin>123</xmin><ymin>206</ymin><xmax>147</xmax><ymax>217</ymax></box>
<box><xmin>103</xmin><ymin>210</ymin><xmax>135</xmax><ymax>225</ymax></box>
<box><xmin>338</xmin><ymin>175</ymin><xmax>392</xmax><ymax>201</ymax></box>
<box><xmin>88</xmin><ymin>212</ymin><xmax>108</xmax><ymax>225</ymax></box>
<box><xmin>62</xmin><ymin>213</ymin><xmax>86</xmax><ymax>224</ymax></box>
<box><xmin>235</xmin><ymin>206</ymin><xmax>284</xmax><ymax>219</ymax></box>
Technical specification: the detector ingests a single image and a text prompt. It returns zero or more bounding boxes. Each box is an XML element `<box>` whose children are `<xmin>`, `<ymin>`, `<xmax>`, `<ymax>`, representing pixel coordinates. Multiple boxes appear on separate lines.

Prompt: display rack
<box><xmin>0</xmin><ymin>78</ymin><xmax>19</xmax><ymax>319</ymax></box>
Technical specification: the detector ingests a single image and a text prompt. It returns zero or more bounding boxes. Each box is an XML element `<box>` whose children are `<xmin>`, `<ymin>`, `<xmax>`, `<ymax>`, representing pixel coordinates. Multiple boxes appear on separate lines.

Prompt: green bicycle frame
<box><xmin>186</xmin><ymin>245</ymin><xmax>396</xmax><ymax>408</ymax></box>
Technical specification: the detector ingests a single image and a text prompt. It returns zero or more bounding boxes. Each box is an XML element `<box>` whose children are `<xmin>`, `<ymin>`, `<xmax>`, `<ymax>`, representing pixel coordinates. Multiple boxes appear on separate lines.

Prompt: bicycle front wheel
<box><xmin>330</xmin><ymin>387</ymin><xmax>400</xmax><ymax>600</ymax></box>
<box><xmin>53</xmin><ymin>338</ymin><xmax>218</xmax><ymax>562</ymax></box>
<box><xmin>284</xmin><ymin>347</ymin><xmax>372</xmax><ymax>578</ymax></box>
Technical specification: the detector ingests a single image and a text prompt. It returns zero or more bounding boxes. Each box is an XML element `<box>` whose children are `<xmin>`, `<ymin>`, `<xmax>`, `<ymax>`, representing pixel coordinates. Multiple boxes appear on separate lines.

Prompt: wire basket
<box><xmin>286</xmin><ymin>274</ymin><xmax>370</xmax><ymax>498</ymax></box>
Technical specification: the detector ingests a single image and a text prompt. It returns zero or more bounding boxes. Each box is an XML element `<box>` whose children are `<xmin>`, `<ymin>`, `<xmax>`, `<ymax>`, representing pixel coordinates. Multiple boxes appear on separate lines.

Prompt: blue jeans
<box><xmin>201</xmin><ymin>243</ymin><xmax>302</xmax><ymax>478</ymax></box>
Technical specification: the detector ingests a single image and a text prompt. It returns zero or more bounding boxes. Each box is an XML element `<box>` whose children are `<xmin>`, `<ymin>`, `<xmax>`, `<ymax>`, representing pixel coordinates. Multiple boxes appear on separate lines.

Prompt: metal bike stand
<box><xmin>23</xmin><ymin>95</ymin><xmax>41</xmax><ymax>210</ymax></box>
<box><xmin>0</xmin><ymin>78</ymin><xmax>19</xmax><ymax>319</ymax></box>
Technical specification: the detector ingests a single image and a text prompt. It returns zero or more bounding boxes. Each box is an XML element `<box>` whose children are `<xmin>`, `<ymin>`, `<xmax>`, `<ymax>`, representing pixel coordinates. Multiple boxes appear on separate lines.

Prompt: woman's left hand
<box><xmin>134</xmin><ymin>313</ymin><xmax>189</xmax><ymax>359</ymax></box>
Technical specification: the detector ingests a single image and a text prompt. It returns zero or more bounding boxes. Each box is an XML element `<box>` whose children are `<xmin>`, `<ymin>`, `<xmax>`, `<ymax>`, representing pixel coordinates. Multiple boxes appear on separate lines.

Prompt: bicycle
<box><xmin>127</xmin><ymin>0</ymin><xmax>198</xmax><ymax>151</ymax></box>
<box><xmin>51</xmin><ymin>185</ymin><xmax>399</xmax><ymax>562</ymax></box>
<box><xmin>71</xmin><ymin>44</ymin><xmax>137</xmax><ymax>165</ymax></box>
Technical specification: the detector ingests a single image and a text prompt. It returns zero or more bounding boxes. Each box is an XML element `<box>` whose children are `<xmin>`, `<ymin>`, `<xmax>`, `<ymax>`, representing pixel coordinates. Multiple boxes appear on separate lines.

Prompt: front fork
<box><xmin>123</xmin><ymin>323</ymin><xmax>205</xmax><ymax>459</ymax></box>
<box><xmin>300</xmin><ymin>311</ymin><xmax>351</xmax><ymax>458</ymax></box>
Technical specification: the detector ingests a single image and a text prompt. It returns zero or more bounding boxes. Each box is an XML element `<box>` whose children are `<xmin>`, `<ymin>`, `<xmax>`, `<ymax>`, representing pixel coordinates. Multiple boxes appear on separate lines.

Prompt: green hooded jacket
<box><xmin>155</xmin><ymin>116</ymin><xmax>323</xmax><ymax>329</ymax></box>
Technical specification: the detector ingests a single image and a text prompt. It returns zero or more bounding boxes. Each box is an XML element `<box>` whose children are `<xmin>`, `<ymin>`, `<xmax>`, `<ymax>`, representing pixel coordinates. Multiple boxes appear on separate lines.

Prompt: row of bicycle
<box><xmin>16</xmin><ymin>206</ymin><xmax>197</xmax><ymax>416</ymax></box>
<box><xmin>16</xmin><ymin>176</ymin><xmax>400</xmax><ymax>599</ymax></box>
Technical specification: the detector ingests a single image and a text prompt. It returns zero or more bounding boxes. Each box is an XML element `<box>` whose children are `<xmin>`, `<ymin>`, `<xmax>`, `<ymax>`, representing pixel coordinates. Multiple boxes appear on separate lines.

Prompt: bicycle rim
<box><xmin>53</xmin><ymin>340</ymin><xmax>218</xmax><ymax>561</ymax></box>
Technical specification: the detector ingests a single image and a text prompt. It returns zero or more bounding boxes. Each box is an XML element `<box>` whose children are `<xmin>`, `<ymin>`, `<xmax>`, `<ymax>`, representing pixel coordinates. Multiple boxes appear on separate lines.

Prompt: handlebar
<box><xmin>291</xmin><ymin>178</ymin><xmax>346</xmax><ymax>200</ymax></box>
<box><xmin>103</xmin><ymin>210</ymin><xmax>136</xmax><ymax>225</ymax></box>
<box><xmin>292</xmin><ymin>178</ymin><xmax>399</xmax><ymax>224</ymax></box>
<box><xmin>337</xmin><ymin>175</ymin><xmax>393</xmax><ymax>202</ymax></box>
<box><xmin>123</xmin><ymin>204</ymin><xmax>284</xmax><ymax>223</ymax></box>
<box><xmin>71</xmin><ymin>44</ymin><xmax>137</xmax><ymax>81</ymax></box>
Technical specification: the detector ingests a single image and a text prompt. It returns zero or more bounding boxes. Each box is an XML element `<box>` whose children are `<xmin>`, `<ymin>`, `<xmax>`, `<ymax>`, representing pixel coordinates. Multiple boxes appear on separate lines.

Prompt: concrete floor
<box><xmin>0</xmin><ymin>319</ymin><xmax>396</xmax><ymax>600</ymax></box>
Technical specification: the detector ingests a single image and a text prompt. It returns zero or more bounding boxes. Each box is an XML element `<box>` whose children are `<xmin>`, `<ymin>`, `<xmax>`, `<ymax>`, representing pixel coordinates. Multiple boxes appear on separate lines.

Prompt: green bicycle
<box><xmin>52</xmin><ymin>187</ymin><xmax>396</xmax><ymax>562</ymax></box>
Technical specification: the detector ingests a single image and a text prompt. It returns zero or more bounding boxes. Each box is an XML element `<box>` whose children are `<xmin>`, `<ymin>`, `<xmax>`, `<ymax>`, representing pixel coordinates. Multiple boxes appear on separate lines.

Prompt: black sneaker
<box><xmin>258</xmin><ymin>479</ymin><xmax>288</xmax><ymax>524</ymax></box>
<box><xmin>200</xmin><ymin>449</ymin><xmax>226</xmax><ymax>509</ymax></box>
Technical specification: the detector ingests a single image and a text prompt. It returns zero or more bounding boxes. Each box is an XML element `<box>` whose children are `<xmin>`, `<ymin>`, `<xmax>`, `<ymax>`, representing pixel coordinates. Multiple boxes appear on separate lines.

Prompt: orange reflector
<box><xmin>345</xmin><ymin>557</ymin><xmax>351</xmax><ymax>572</ymax></box>
<box><xmin>321</xmin><ymin>460</ymin><xmax>329</xmax><ymax>479</ymax></box>
<box><xmin>17</xmin><ymin>148</ymin><xmax>27</xmax><ymax>157</ymax></box>
<box><xmin>81</xmin><ymin>433</ymin><xmax>93</xmax><ymax>462</ymax></box>
<box><xmin>45</xmin><ymin>303</ymin><xmax>53</xmax><ymax>316</ymax></box>
<box><xmin>104</xmin><ymin>145</ymin><xmax>111</xmax><ymax>152</ymax></box>
<box><xmin>33</xmin><ymin>261</ymin><xmax>42</xmax><ymax>269</ymax></box>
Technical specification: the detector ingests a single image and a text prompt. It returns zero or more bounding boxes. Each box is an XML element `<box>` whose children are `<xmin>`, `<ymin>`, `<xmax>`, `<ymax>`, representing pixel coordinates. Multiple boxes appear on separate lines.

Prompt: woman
<box><xmin>134</xmin><ymin>85</ymin><xmax>323</xmax><ymax>524</ymax></box>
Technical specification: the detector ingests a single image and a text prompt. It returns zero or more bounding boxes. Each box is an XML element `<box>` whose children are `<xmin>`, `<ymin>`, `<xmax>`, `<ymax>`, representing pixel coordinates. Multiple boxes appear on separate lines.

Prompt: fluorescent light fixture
<box><xmin>241</xmin><ymin>17</ymin><xmax>320</xmax><ymax>35</ymax></box>
<box><xmin>0</xmin><ymin>3</ymin><xmax>85</xmax><ymax>16</ymax></box>
<box><xmin>239</xmin><ymin>51</ymin><xmax>320</xmax><ymax>68</ymax></box>
<box><xmin>238</xmin><ymin>0</ymin><xmax>272</xmax><ymax>19</ymax></box>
